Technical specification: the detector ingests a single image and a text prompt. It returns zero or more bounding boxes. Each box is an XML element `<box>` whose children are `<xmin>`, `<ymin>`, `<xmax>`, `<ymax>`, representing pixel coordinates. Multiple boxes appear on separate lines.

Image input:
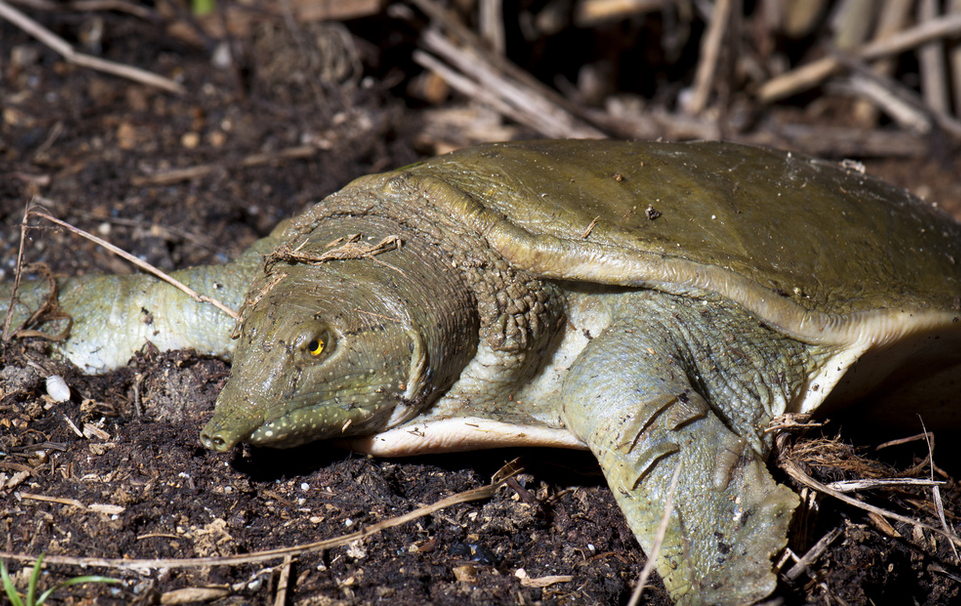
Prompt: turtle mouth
<box><xmin>200</xmin><ymin>400</ymin><xmax>394</xmax><ymax>452</ymax></box>
<box><xmin>243</xmin><ymin>400</ymin><xmax>392</xmax><ymax>449</ymax></box>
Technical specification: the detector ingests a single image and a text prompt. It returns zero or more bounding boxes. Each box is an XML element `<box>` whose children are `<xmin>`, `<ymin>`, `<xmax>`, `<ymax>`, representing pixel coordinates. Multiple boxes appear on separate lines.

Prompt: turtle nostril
<box><xmin>200</xmin><ymin>431</ymin><xmax>229</xmax><ymax>452</ymax></box>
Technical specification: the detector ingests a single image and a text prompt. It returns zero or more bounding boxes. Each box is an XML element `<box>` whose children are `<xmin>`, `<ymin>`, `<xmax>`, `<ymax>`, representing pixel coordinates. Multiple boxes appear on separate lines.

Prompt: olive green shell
<box><xmin>343</xmin><ymin>140</ymin><xmax>961</xmax><ymax>345</ymax></box>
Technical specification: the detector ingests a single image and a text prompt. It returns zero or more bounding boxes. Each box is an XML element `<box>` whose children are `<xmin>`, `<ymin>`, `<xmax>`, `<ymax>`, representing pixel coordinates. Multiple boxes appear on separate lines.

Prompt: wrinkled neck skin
<box><xmin>200</xmin><ymin>215</ymin><xmax>480</xmax><ymax>451</ymax></box>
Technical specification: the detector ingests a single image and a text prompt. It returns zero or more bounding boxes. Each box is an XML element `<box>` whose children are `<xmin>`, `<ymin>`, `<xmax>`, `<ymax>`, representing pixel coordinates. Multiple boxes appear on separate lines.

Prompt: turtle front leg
<box><xmin>560</xmin><ymin>301</ymin><xmax>799</xmax><ymax>606</ymax></box>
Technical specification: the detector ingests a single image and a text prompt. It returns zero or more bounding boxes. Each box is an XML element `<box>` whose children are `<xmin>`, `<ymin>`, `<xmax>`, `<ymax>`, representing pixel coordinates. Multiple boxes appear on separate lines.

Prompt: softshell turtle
<box><xmin>4</xmin><ymin>140</ymin><xmax>961</xmax><ymax>605</ymax></box>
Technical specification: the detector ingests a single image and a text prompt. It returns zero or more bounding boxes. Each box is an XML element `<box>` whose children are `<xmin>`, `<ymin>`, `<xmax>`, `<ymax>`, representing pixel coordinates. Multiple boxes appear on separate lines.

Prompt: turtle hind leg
<box><xmin>559</xmin><ymin>300</ymin><xmax>799</xmax><ymax>606</ymax></box>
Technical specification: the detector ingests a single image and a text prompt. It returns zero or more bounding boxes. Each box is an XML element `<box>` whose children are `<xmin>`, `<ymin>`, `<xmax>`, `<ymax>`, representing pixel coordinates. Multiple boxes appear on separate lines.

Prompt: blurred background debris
<box><xmin>2</xmin><ymin>2</ymin><xmax>961</xmax><ymax>605</ymax></box>
<box><xmin>5</xmin><ymin>0</ymin><xmax>961</xmax><ymax>157</ymax></box>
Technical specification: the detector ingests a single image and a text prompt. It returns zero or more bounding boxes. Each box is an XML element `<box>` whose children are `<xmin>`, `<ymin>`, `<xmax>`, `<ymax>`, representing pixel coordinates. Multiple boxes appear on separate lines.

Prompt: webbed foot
<box><xmin>561</xmin><ymin>317</ymin><xmax>798</xmax><ymax>605</ymax></box>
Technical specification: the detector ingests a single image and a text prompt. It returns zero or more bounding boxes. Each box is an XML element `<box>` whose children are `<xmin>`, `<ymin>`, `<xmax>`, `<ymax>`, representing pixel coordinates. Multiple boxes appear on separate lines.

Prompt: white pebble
<box><xmin>45</xmin><ymin>375</ymin><xmax>71</xmax><ymax>402</ymax></box>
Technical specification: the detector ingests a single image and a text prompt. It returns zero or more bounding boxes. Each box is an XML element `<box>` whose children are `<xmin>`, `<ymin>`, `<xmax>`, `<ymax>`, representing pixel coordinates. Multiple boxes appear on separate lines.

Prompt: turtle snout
<box><xmin>199</xmin><ymin>426</ymin><xmax>237</xmax><ymax>452</ymax></box>
<box><xmin>200</xmin><ymin>400</ymin><xmax>258</xmax><ymax>452</ymax></box>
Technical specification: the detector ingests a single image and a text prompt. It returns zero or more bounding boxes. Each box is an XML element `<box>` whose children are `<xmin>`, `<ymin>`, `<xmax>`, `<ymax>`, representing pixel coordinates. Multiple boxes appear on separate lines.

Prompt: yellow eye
<box><xmin>307</xmin><ymin>336</ymin><xmax>326</xmax><ymax>357</ymax></box>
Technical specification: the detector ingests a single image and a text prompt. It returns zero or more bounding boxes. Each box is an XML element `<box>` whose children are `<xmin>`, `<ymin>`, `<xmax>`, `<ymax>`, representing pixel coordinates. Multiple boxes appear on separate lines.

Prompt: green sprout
<box><xmin>0</xmin><ymin>554</ymin><xmax>120</xmax><ymax>606</ymax></box>
<box><xmin>192</xmin><ymin>0</ymin><xmax>216</xmax><ymax>15</ymax></box>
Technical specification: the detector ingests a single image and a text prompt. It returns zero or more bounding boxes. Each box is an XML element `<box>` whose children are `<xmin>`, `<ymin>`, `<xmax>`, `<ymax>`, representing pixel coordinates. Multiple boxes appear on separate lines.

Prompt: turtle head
<box><xmin>200</xmin><ymin>231</ymin><xmax>478</xmax><ymax>452</ymax></box>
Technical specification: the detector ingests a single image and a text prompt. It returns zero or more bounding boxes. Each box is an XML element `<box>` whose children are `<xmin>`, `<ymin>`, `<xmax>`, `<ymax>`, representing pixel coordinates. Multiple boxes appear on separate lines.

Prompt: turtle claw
<box><xmin>581</xmin><ymin>395</ymin><xmax>798</xmax><ymax>605</ymax></box>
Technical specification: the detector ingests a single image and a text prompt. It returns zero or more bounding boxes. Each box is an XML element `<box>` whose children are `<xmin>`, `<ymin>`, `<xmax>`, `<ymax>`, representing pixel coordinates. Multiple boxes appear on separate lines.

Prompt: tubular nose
<box><xmin>201</xmin><ymin>390</ymin><xmax>260</xmax><ymax>451</ymax></box>
<box><xmin>199</xmin><ymin>428</ymin><xmax>234</xmax><ymax>452</ymax></box>
<box><xmin>200</xmin><ymin>415</ymin><xmax>245</xmax><ymax>451</ymax></box>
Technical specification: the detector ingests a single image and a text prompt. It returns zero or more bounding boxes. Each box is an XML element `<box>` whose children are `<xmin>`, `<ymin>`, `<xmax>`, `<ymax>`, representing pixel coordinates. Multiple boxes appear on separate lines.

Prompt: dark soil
<box><xmin>2</xmin><ymin>6</ymin><xmax>961</xmax><ymax>606</ymax></box>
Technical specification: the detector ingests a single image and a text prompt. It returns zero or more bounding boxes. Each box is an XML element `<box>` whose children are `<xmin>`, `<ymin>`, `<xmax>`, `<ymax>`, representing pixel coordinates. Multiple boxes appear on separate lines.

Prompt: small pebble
<box><xmin>11</xmin><ymin>44</ymin><xmax>40</xmax><ymax>68</ymax></box>
<box><xmin>45</xmin><ymin>375</ymin><xmax>70</xmax><ymax>402</ymax></box>
<box><xmin>181</xmin><ymin>132</ymin><xmax>200</xmax><ymax>148</ymax></box>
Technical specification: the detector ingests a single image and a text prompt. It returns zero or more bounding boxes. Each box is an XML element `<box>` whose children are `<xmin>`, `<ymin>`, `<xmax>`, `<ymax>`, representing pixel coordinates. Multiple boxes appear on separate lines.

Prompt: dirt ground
<box><xmin>2</xmin><ymin>4</ymin><xmax>961</xmax><ymax>605</ymax></box>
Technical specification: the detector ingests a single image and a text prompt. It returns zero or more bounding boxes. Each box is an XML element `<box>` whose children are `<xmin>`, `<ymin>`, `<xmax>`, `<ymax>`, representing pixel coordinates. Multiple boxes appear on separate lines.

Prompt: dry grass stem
<box><xmin>273</xmin><ymin>555</ymin><xmax>293</xmax><ymax>606</ymax></box>
<box><xmin>18</xmin><ymin>0</ymin><xmax>158</xmax><ymax>20</ymax></box>
<box><xmin>759</xmin><ymin>12</ymin><xmax>961</xmax><ymax>102</ymax></box>
<box><xmin>777</xmin><ymin>435</ymin><xmax>961</xmax><ymax>550</ymax></box>
<box><xmin>21</xmin><ymin>199</ymin><xmax>240</xmax><ymax>320</ymax></box>
<box><xmin>876</xmin><ymin>432</ymin><xmax>935</xmax><ymax>450</ymax></box>
<box><xmin>2</xmin><ymin>203</ymin><xmax>36</xmax><ymax>341</ymax></box>
<box><xmin>0</xmin><ymin>463</ymin><xmax>517</xmax><ymax>571</ymax></box>
<box><xmin>685</xmin><ymin>0</ymin><xmax>731</xmax><ymax>114</ymax></box>
<box><xmin>574</xmin><ymin>0</ymin><xmax>663</xmax><ymax>26</ymax></box>
<box><xmin>0</xmin><ymin>0</ymin><xmax>185</xmax><ymax>94</ymax></box>
<box><xmin>921</xmin><ymin>422</ymin><xmax>961</xmax><ymax>565</ymax></box>
<box><xmin>951</xmin><ymin>0</ymin><xmax>961</xmax><ymax>115</ymax></box>
<box><xmin>18</xmin><ymin>491</ymin><xmax>86</xmax><ymax>509</ymax></box>
<box><xmin>785</xmin><ymin>525</ymin><xmax>843</xmax><ymax>581</ymax></box>
<box><xmin>627</xmin><ymin>461</ymin><xmax>682</xmax><ymax>606</ymax></box>
<box><xmin>67</xmin><ymin>0</ymin><xmax>157</xmax><ymax>20</ymax></box>
<box><xmin>131</xmin><ymin>144</ymin><xmax>321</xmax><ymax>186</ymax></box>
<box><xmin>918</xmin><ymin>0</ymin><xmax>951</xmax><ymax>114</ymax></box>
<box><xmin>838</xmin><ymin>74</ymin><xmax>931</xmax><ymax>132</ymax></box>
<box><xmin>478</xmin><ymin>0</ymin><xmax>504</xmax><ymax>55</ymax></box>
<box><xmin>411</xmin><ymin>0</ymin><xmax>588</xmax><ymax>120</ymax></box>
<box><xmin>826</xmin><ymin>477</ymin><xmax>946</xmax><ymax>492</ymax></box>
<box><xmin>413</xmin><ymin>50</ymin><xmax>540</xmax><ymax>135</ymax></box>
<box><xmin>851</xmin><ymin>0</ymin><xmax>913</xmax><ymax>126</ymax></box>
<box><xmin>76</xmin><ymin>213</ymin><xmax>216</xmax><ymax>253</ymax></box>
<box><xmin>418</xmin><ymin>28</ymin><xmax>603</xmax><ymax>138</ymax></box>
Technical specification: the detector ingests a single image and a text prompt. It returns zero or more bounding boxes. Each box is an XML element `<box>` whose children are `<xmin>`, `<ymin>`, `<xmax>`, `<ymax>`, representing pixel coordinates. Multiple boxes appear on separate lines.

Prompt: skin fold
<box><xmin>3</xmin><ymin>140</ymin><xmax>961</xmax><ymax>606</ymax></box>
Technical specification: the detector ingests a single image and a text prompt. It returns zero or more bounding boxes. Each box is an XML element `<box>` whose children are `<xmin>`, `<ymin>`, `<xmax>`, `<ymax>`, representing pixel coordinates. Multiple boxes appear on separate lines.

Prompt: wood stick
<box><xmin>0</xmin><ymin>466</ymin><xmax>517</xmax><ymax>569</ymax></box>
<box><xmin>784</xmin><ymin>526</ymin><xmax>842</xmax><ymax>581</ymax></box>
<box><xmin>831</xmin><ymin>0</ymin><xmax>876</xmax><ymax>50</ymax></box>
<box><xmin>411</xmin><ymin>0</ymin><xmax>604</xmax><ymax>133</ymax></box>
<box><xmin>951</xmin><ymin>0</ymin><xmax>961</xmax><ymax>117</ymax></box>
<box><xmin>478</xmin><ymin>0</ymin><xmax>505</xmax><ymax>55</ymax></box>
<box><xmin>0</xmin><ymin>0</ymin><xmax>185</xmax><ymax>94</ymax></box>
<box><xmin>685</xmin><ymin>0</ymin><xmax>732</xmax><ymax>114</ymax></box>
<box><xmin>830</xmin><ymin>74</ymin><xmax>932</xmax><ymax>134</ymax></box>
<box><xmin>759</xmin><ymin>12</ymin><xmax>961</xmax><ymax>102</ymax></box>
<box><xmin>413</xmin><ymin>51</ymin><xmax>543</xmax><ymax>135</ymax></box>
<box><xmin>830</xmin><ymin>50</ymin><xmax>961</xmax><ymax>139</ymax></box>
<box><xmin>418</xmin><ymin>28</ymin><xmax>604</xmax><ymax>138</ymax></box>
<box><xmin>852</xmin><ymin>0</ymin><xmax>915</xmax><ymax>126</ymax></box>
<box><xmin>832</xmin><ymin>0</ymin><xmax>880</xmax><ymax>128</ymax></box>
<box><xmin>918</xmin><ymin>0</ymin><xmax>951</xmax><ymax>114</ymax></box>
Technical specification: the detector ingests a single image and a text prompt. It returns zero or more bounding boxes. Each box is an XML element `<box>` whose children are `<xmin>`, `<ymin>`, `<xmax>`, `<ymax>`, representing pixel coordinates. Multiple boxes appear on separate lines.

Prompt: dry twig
<box><xmin>759</xmin><ymin>12</ymin><xmax>961</xmax><ymax>103</ymax></box>
<box><xmin>777</xmin><ymin>434</ymin><xmax>961</xmax><ymax>550</ymax></box>
<box><xmin>877</xmin><ymin>431</ymin><xmax>935</xmax><ymax>450</ymax></box>
<box><xmin>685</xmin><ymin>0</ymin><xmax>732</xmax><ymax>114</ymax></box>
<box><xmin>627</xmin><ymin>461</ymin><xmax>682</xmax><ymax>606</ymax></box>
<box><xmin>918</xmin><ymin>0</ymin><xmax>951</xmax><ymax>114</ymax></box>
<box><xmin>131</xmin><ymin>145</ymin><xmax>322</xmax><ymax>186</ymax></box>
<box><xmin>10</xmin><ymin>0</ymin><xmax>158</xmax><ymax>20</ymax></box>
<box><xmin>416</xmin><ymin>28</ymin><xmax>603</xmax><ymax>138</ymax></box>
<box><xmin>13</xmin><ymin>199</ymin><xmax>240</xmax><ymax>321</ymax></box>
<box><xmin>266</xmin><ymin>234</ymin><xmax>402</xmax><ymax>268</ymax></box>
<box><xmin>921</xmin><ymin>420</ymin><xmax>961</xmax><ymax>565</ymax></box>
<box><xmin>785</xmin><ymin>526</ymin><xmax>843</xmax><ymax>581</ymax></box>
<box><xmin>411</xmin><ymin>0</ymin><xmax>604</xmax><ymax>139</ymax></box>
<box><xmin>0</xmin><ymin>462</ymin><xmax>519</xmax><ymax>570</ymax></box>
<box><xmin>273</xmin><ymin>555</ymin><xmax>293</xmax><ymax>606</ymax></box>
<box><xmin>0</xmin><ymin>0</ymin><xmax>185</xmax><ymax>94</ymax></box>
<box><xmin>826</xmin><ymin>477</ymin><xmax>945</xmax><ymax>492</ymax></box>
